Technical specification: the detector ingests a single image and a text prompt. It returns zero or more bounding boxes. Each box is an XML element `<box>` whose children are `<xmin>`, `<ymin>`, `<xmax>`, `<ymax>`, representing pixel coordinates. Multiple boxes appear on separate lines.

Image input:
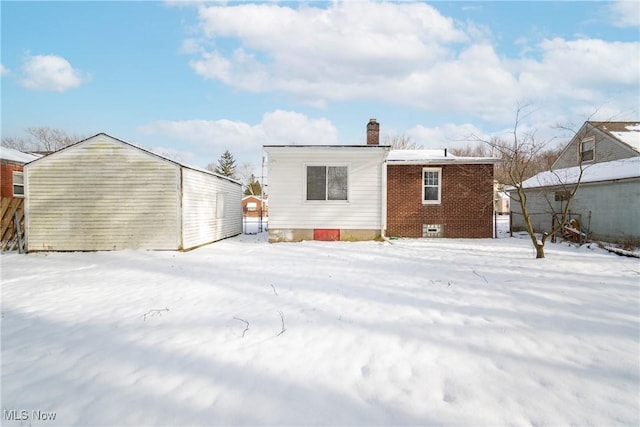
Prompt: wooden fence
<box><xmin>1</xmin><ymin>197</ymin><xmax>25</xmax><ymax>252</ymax></box>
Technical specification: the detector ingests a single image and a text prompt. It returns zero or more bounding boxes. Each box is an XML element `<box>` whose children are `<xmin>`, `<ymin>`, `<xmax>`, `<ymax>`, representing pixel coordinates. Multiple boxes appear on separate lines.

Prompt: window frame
<box><xmin>304</xmin><ymin>163</ymin><xmax>349</xmax><ymax>202</ymax></box>
<box><xmin>579</xmin><ymin>137</ymin><xmax>595</xmax><ymax>163</ymax></box>
<box><xmin>422</xmin><ymin>167</ymin><xmax>442</xmax><ymax>205</ymax></box>
<box><xmin>12</xmin><ymin>171</ymin><xmax>25</xmax><ymax>198</ymax></box>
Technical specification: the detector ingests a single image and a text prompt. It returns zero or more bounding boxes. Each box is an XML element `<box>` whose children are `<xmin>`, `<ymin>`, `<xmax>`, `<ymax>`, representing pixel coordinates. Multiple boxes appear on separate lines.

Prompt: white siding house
<box><xmin>264</xmin><ymin>145</ymin><xmax>390</xmax><ymax>242</ymax></box>
<box><xmin>25</xmin><ymin>133</ymin><xmax>241</xmax><ymax>251</ymax></box>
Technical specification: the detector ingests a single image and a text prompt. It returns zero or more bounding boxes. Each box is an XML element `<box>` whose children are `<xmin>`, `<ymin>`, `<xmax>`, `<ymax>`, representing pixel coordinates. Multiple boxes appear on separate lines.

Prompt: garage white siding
<box><xmin>265</xmin><ymin>146</ymin><xmax>388</xmax><ymax>230</ymax></box>
<box><xmin>181</xmin><ymin>167</ymin><xmax>242</xmax><ymax>249</ymax></box>
<box><xmin>26</xmin><ymin>135</ymin><xmax>180</xmax><ymax>251</ymax></box>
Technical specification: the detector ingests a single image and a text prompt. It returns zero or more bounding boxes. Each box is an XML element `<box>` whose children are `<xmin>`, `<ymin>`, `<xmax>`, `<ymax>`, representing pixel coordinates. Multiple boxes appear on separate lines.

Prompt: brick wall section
<box><xmin>0</xmin><ymin>162</ymin><xmax>24</xmax><ymax>198</ymax></box>
<box><xmin>387</xmin><ymin>164</ymin><xmax>494</xmax><ymax>238</ymax></box>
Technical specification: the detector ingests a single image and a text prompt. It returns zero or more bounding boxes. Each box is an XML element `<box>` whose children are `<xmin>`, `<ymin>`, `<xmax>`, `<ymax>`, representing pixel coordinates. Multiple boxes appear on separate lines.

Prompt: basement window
<box><xmin>12</xmin><ymin>172</ymin><xmax>24</xmax><ymax>197</ymax></box>
<box><xmin>422</xmin><ymin>167</ymin><xmax>441</xmax><ymax>204</ymax></box>
<box><xmin>306</xmin><ymin>165</ymin><xmax>348</xmax><ymax>201</ymax></box>
<box><xmin>580</xmin><ymin>138</ymin><xmax>594</xmax><ymax>162</ymax></box>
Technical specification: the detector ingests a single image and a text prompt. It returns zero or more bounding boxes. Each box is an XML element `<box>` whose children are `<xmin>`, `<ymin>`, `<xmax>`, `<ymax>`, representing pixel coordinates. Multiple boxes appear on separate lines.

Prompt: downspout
<box><xmin>23</xmin><ymin>165</ymin><xmax>29</xmax><ymax>253</ymax></box>
<box><xmin>380</xmin><ymin>154</ymin><xmax>388</xmax><ymax>239</ymax></box>
<box><xmin>178</xmin><ymin>167</ymin><xmax>183</xmax><ymax>250</ymax></box>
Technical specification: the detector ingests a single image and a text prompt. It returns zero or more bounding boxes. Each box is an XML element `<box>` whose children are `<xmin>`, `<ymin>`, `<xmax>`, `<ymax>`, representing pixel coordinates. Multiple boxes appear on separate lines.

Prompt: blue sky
<box><xmin>2</xmin><ymin>1</ymin><xmax>639</xmax><ymax>171</ymax></box>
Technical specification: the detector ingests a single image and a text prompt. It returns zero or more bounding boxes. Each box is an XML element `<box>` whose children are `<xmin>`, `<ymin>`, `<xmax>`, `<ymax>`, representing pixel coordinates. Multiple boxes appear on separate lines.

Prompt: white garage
<box><xmin>25</xmin><ymin>133</ymin><xmax>242</xmax><ymax>251</ymax></box>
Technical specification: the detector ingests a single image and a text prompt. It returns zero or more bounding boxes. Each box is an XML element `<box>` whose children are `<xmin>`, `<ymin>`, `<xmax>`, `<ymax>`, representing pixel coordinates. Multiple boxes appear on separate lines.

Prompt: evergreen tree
<box><xmin>213</xmin><ymin>150</ymin><xmax>237</xmax><ymax>178</ymax></box>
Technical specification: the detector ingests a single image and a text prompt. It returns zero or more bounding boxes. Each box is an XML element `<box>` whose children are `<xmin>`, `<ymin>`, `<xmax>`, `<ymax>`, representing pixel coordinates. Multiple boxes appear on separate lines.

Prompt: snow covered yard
<box><xmin>1</xmin><ymin>234</ymin><xmax>638</xmax><ymax>426</ymax></box>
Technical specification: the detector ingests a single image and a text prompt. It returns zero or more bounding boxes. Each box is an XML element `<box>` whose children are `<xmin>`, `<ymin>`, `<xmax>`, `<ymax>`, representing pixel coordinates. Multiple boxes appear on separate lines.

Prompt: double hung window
<box><xmin>12</xmin><ymin>172</ymin><xmax>24</xmax><ymax>197</ymax></box>
<box><xmin>422</xmin><ymin>167</ymin><xmax>441</xmax><ymax>204</ymax></box>
<box><xmin>580</xmin><ymin>138</ymin><xmax>595</xmax><ymax>162</ymax></box>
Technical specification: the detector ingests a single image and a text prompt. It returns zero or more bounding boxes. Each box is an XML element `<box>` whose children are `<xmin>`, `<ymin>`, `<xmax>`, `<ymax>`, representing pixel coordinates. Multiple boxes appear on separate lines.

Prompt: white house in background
<box><xmin>25</xmin><ymin>133</ymin><xmax>242</xmax><ymax>251</ymax></box>
<box><xmin>264</xmin><ymin>120</ymin><xmax>390</xmax><ymax>242</ymax></box>
<box><xmin>510</xmin><ymin>121</ymin><xmax>640</xmax><ymax>242</ymax></box>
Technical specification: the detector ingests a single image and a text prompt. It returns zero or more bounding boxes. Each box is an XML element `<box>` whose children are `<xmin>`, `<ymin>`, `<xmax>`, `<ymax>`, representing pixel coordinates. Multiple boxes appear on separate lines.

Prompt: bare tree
<box><xmin>236</xmin><ymin>162</ymin><xmax>263</xmax><ymax>196</ymax></box>
<box><xmin>470</xmin><ymin>105</ymin><xmax>587</xmax><ymax>258</ymax></box>
<box><xmin>384</xmin><ymin>133</ymin><xmax>423</xmax><ymax>149</ymax></box>
<box><xmin>451</xmin><ymin>139</ymin><xmax>563</xmax><ymax>186</ymax></box>
<box><xmin>1</xmin><ymin>127</ymin><xmax>86</xmax><ymax>152</ymax></box>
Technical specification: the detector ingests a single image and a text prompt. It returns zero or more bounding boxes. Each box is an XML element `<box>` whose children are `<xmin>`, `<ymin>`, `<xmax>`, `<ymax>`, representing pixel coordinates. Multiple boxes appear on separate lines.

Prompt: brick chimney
<box><xmin>366</xmin><ymin>118</ymin><xmax>380</xmax><ymax>145</ymax></box>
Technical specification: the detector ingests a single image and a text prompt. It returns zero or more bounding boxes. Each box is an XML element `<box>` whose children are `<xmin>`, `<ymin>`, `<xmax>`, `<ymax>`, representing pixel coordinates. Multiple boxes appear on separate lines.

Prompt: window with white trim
<box><xmin>580</xmin><ymin>138</ymin><xmax>594</xmax><ymax>162</ymax></box>
<box><xmin>306</xmin><ymin>165</ymin><xmax>348</xmax><ymax>201</ymax></box>
<box><xmin>12</xmin><ymin>171</ymin><xmax>24</xmax><ymax>197</ymax></box>
<box><xmin>422</xmin><ymin>167</ymin><xmax>441</xmax><ymax>204</ymax></box>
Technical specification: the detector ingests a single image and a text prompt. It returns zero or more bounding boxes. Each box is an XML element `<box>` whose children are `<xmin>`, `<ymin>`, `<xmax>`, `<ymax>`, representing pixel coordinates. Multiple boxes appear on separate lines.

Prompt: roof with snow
<box><xmin>0</xmin><ymin>147</ymin><xmax>41</xmax><ymax>164</ymax></box>
<box><xmin>387</xmin><ymin>149</ymin><xmax>500</xmax><ymax>164</ymax></box>
<box><xmin>520</xmin><ymin>156</ymin><xmax>640</xmax><ymax>189</ymax></box>
<box><xmin>590</xmin><ymin>121</ymin><xmax>640</xmax><ymax>152</ymax></box>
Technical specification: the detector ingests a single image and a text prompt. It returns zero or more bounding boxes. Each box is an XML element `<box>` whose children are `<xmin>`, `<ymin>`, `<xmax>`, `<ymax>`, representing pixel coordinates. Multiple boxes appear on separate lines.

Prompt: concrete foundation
<box><xmin>268</xmin><ymin>228</ymin><xmax>382</xmax><ymax>243</ymax></box>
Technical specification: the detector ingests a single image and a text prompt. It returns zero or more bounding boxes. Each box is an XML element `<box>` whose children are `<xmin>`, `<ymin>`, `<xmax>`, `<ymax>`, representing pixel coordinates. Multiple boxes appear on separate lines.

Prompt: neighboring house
<box><xmin>510</xmin><ymin>121</ymin><xmax>640</xmax><ymax>242</ymax></box>
<box><xmin>494</xmin><ymin>181</ymin><xmax>510</xmax><ymax>215</ymax></box>
<box><xmin>24</xmin><ymin>133</ymin><xmax>242</xmax><ymax>251</ymax></box>
<box><xmin>242</xmin><ymin>195</ymin><xmax>268</xmax><ymax>218</ymax></box>
<box><xmin>1</xmin><ymin>147</ymin><xmax>40</xmax><ymax>198</ymax></box>
<box><xmin>264</xmin><ymin>118</ymin><xmax>498</xmax><ymax>242</ymax></box>
<box><xmin>552</xmin><ymin>121</ymin><xmax>639</xmax><ymax>169</ymax></box>
<box><xmin>1</xmin><ymin>147</ymin><xmax>40</xmax><ymax>251</ymax></box>
<box><xmin>386</xmin><ymin>150</ymin><xmax>498</xmax><ymax>238</ymax></box>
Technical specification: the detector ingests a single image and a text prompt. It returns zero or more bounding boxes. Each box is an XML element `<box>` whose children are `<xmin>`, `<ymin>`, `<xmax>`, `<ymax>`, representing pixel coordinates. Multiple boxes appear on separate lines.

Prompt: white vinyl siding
<box><xmin>25</xmin><ymin>134</ymin><xmax>242</xmax><ymax>251</ymax></box>
<box><xmin>181</xmin><ymin>168</ymin><xmax>242</xmax><ymax>249</ymax></box>
<box><xmin>25</xmin><ymin>136</ymin><xmax>180</xmax><ymax>251</ymax></box>
<box><xmin>265</xmin><ymin>147</ymin><xmax>387</xmax><ymax>230</ymax></box>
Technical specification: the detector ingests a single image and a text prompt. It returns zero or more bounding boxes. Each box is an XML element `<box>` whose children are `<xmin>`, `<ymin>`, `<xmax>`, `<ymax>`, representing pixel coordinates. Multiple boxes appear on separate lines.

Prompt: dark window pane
<box><xmin>582</xmin><ymin>149</ymin><xmax>594</xmax><ymax>161</ymax></box>
<box><xmin>307</xmin><ymin>166</ymin><xmax>326</xmax><ymax>200</ymax></box>
<box><xmin>424</xmin><ymin>187</ymin><xmax>438</xmax><ymax>201</ymax></box>
<box><xmin>327</xmin><ymin>166</ymin><xmax>348</xmax><ymax>200</ymax></box>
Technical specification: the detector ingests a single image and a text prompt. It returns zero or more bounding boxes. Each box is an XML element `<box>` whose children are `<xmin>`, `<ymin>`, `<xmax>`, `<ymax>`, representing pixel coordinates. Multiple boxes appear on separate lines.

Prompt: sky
<box><xmin>1</xmin><ymin>1</ymin><xmax>639</xmax><ymax>172</ymax></box>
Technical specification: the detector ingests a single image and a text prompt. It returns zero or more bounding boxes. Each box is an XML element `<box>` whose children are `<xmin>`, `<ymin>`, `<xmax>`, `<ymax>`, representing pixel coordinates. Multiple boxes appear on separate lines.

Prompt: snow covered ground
<box><xmin>1</xmin><ymin>230</ymin><xmax>638</xmax><ymax>426</ymax></box>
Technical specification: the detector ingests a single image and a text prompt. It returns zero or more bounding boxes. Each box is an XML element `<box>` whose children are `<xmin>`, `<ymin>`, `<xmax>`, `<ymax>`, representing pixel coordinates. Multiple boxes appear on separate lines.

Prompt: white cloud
<box><xmin>137</xmin><ymin>110</ymin><xmax>338</xmax><ymax>167</ymax></box>
<box><xmin>405</xmin><ymin>123</ymin><xmax>490</xmax><ymax>150</ymax></box>
<box><xmin>20</xmin><ymin>54</ymin><xmax>90</xmax><ymax>92</ymax></box>
<box><xmin>609</xmin><ymin>1</ymin><xmax>640</xmax><ymax>27</ymax></box>
<box><xmin>0</xmin><ymin>64</ymin><xmax>9</xmax><ymax>76</ymax></box>
<box><xmin>516</xmin><ymin>37</ymin><xmax>640</xmax><ymax>116</ymax></box>
<box><xmin>184</xmin><ymin>2</ymin><xmax>639</xmax><ymax>127</ymax></box>
<box><xmin>188</xmin><ymin>2</ymin><xmax>486</xmax><ymax>110</ymax></box>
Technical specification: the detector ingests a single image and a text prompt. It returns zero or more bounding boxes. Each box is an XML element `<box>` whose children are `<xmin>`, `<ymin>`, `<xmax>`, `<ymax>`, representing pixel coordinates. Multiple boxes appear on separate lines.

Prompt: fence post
<box><xmin>14</xmin><ymin>211</ymin><xmax>24</xmax><ymax>254</ymax></box>
<box><xmin>509</xmin><ymin>211</ymin><xmax>513</xmax><ymax>237</ymax></box>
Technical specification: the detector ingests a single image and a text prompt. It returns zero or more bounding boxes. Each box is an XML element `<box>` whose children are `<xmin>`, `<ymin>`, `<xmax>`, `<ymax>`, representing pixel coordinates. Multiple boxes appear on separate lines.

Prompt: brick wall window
<box><xmin>306</xmin><ymin>165</ymin><xmax>348</xmax><ymax>201</ymax></box>
<box><xmin>422</xmin><ymin>167</ymin><xmax>441</xmax><ymax>204</ymax></box>
<box><xmin>12</xmin><ymin>171</ymin><xmax>24</xmax><ymax>197</ymax></box>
